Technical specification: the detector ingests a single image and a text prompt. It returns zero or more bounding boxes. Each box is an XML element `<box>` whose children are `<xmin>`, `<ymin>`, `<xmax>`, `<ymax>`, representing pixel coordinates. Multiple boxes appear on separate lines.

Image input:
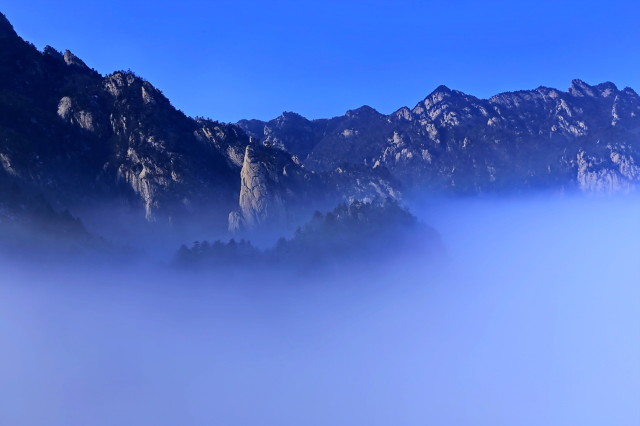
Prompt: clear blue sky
<box><xmin>2</xmin><ymin>0</ymin><xmax>639</xmax><ymax>122</ymax></box>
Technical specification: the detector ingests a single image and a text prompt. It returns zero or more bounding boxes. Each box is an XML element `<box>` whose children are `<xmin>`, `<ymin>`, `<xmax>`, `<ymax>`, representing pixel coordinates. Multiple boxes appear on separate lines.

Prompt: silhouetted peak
<box><xmin>0</xmin><ymin>12</ymin><xmax>17</xmax><ymax>39</ymax></box>
<box><xmin>535</xmin><ymin>85</ymin><xmax>559</xmax><ymax>94</ymax></box>
<box><xmin>277</xmin><ymin>111</ymin><xmax>307</xmax><ymax>122</ymax></box>
<box><xmin>412</xmin><ymin>85</ymin><xmax>459</xmax><ymax>114</ymax></box>
<box><xmin>592</xmin><ymin>81</ymin><xmax>619</xmax><ymax>98</ymax></box>
<box><xmin>345</xmin><ymin>105</ymin><xmax>380</xmax><ymax>118</ymax></box>
<box><xmin>569</xmin><ymin>79</ymin><xmax>596</xmax><ymax>97</ymax></box>
<box><xmin>432</xmin><ymin>84</ymin><xmax>452</xmax><ymax>95</ymax></box>
<box><xmin>524</xmin><ymin>86</ymin><xmax>561</xmax><ymax>100</ymax></box>
<box><xmin>595</xmin><ymin>81</ymin><xmax>618</xmax><ymax>91</ymax></box>
<box><xmin>570</xmin><ymin>78</ymin><xmax>589</xmax><ymax>88</ymax></box>
<box><xmin>393</xmin><ymin>106</ymin><xmax>413</xmax><ymax>121</ymax></box>
<box><xmin>43</xmin><ymin>45</ymin><xmax>63</xmax><ymax>60</ymax></box>
<box><xmin>104</xmin><ymin>71</ymin><xmax>145</xmax><ymax>97</ymax></box>
<box><xmin>63</xmin><ymin>50</ymin><xmax>89</xmax><ymax>69</ymax></box>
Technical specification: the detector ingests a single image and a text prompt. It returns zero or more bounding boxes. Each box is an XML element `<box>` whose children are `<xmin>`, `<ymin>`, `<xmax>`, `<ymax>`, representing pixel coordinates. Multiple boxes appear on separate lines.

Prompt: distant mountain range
<box><xmin>1</xmin><ymin>11</ymin><xmax>639</xmax><ymax>237</ymax></box>
<box><xmin>239</xmin><ymin>80</ymin><xmax>640</xmax><ymax>196</ymax></box>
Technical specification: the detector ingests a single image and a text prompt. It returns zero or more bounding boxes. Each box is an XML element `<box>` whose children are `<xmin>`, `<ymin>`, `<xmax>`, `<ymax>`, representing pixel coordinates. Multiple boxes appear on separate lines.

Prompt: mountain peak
<box><xmin>595</xmin><ymin>81</ymin><xmax>618</xmax><ymax>91</ymax></box>
<box><xmin>412</xmin><ymin>85</ymin><xmax>457</xmax><ymax>114</ymax></box>
<box><xmin>594</xmin><ymin>81</ymin><xmax>619</xmax><ymax>98</ymax></box>
<box><xmin>570</xmin><ymin>78</ymin><xmax>590</xmax><ymax>87</ymax></box>
<box><xmin>278</xmin><ymin>111</ymin><xmax>306</xmax><ymax>121</ymax></box>
<box><xmin>345</xmin><ymin>105</ymin><xmax>381</xmax><ymax>118</ymax></box>
<box><xmin>424</xmin><ymin>85</ymin><xmax>459</xmax><ymax>101</ymax></box>
<box><xmin>432</xmin><ymin>84</ymin><xmax>452</xmax><ymax>94</ymax></box>
<box><xmin>43</xmin><ymin>45</ymin><xmax>64</xmax><ymax>60</ymax></box>
<box><xmin>63</xmin><ymin>50</ymin><xmax>89</xmax><ymax>70</ymax></box>
<box><xmin>569</xmin><ymin>79</ymin><xmax>596</xmax><ymax>97</ymax></box>
<box><xmin>393</xmin><ymin>106</ymin><xmax>413</xmax><ymax>121</ymax></box>
<box><xmin>0</xmin><ymin>12</ymin><xmax>17</xmax><ymax>39</ymax></box>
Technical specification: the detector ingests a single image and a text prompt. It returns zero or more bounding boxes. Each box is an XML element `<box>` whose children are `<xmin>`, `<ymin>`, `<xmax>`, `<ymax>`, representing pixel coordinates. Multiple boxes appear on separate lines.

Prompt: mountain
<box><xmin>239</xmin><ymin>84</ymin><xmax>640</xmax><ymax>196</ymax></box>
<box><xmin>0</xmin><ymin>12</ymin><xmax>398</xmax><ymax>236</ymax></box>
<box><xmin>0</xmin><ymin>12</ymin><xmax>239</xmax><ymax>224</ymax></box>
<box><xmin>2</xmin><ymin>10</ymin><xmax>640</xmax><ymax>242</ymax></box>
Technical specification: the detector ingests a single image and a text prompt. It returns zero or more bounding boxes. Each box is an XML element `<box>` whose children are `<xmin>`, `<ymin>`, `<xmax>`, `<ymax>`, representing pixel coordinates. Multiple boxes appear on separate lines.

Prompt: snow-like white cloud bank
<box><xmin>0</xmin><ymin>194</ymin><xmax>638</xmax><ymax>425</ymax></box>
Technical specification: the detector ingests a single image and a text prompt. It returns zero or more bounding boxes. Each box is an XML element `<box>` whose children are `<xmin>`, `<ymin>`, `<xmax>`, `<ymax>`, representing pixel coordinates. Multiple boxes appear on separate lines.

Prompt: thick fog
<box><xmin>0</xmin><ymin>195</ymin><xmax>639</xmax><ymax>425</ymax></box>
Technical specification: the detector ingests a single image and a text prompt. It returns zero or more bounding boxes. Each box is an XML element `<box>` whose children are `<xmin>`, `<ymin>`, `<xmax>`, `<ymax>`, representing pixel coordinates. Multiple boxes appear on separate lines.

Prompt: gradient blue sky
<box><xmin>2</xmin><ymin>1</ymin><xmax>638</xmax><ymax>122</ymax></box>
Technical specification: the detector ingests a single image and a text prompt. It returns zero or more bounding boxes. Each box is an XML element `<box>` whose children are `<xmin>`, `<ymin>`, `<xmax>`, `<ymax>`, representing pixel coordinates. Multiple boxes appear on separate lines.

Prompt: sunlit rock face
<box><xmin>194</xmin><ymin>119</ymin><xmax>248</xmax><ymax>168</ymax></box>
<box><xmin>228</xmin><ymin>143</ymin><xmax>402</xmax><ymax>233</ymax></box>
<box><xmin>233</xmin><ymin>145</ymin><xmax>287</xmax><ymax>231</ymax></box>
<box><xmin>62</xmin><ymin>49</ymin><xmax>89</xmax><ymax>70</ymax></box>
<box><xmin>577</xmin><ymin>149</ymin><xmax>640</xmax><ymax>193</ymax></box>
<box><xmin>99</xmin><ymin>70</ymin><xmax>241</xmax><ymax>222</ymax></box>
<box><xmin>240</xmin><ymin>80</ymin><xmax>640</xmax><ymax>195</ymax></box>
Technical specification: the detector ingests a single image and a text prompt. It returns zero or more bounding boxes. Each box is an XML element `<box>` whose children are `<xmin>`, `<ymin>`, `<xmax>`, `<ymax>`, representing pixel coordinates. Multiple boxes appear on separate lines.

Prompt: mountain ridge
<box><xmin>238</xmin><ymin>78</ymin><xmax>640</xmax><ymax>196</ymax></box>
<box><xmin>1</xmin><ymin>10</ymin><xmax>639</xmax><ymax>239</ymax></box>
<box><xmin>0</xmin><ymin>11</ymin><xmax>399</xmax><ymax>236</ymax></box>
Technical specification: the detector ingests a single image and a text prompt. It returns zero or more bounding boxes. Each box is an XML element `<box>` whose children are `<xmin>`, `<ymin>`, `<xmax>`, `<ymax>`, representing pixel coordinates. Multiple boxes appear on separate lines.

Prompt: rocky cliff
<box><xmin>228</xmin><ymin>144</ymin><xmax>400</xmax><ymax>233</ymax></box>
<box><xmin>0</xmin><ymin>12</ymin><xmax>245</xmax><ymax>226</ymax></box>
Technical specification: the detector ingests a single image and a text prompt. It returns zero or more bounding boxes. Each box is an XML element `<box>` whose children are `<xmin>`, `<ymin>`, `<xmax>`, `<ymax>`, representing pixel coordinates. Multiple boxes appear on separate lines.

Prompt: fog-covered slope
<box><xmin>179</xmin><ymin>198</ymin><xmax>440</xmax><ymax>268</ymax></box>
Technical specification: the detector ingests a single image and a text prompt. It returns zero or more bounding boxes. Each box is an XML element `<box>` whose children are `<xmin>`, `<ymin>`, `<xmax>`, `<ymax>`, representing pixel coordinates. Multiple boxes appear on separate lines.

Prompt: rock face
<box><xmin>99</xmin><ymin>70</ymin><xmax>240</xmax><ymax>221</ymax></box>
<box><xmin>0</xmin><ymin>13</ymin><xmax>241</xmax><ymax>226</ymax></box>
<box><xmin>232</xmin><ymin>145</ymin><xmax>288</xmax><ymax>231</ymax></box>
<box><xmin>227</xmin><ymin>141</ymin><xmax>404</xmax><ymax>233</ymax></box>
<box><xmin>576</xmin><ymin>149</ymin><xmax>640</xmax><ymax>193</ymax></box>
<box><xmin>239</xmin><ymin>81</ymin><xmax>640</xmax><ymax>195</ymax></box>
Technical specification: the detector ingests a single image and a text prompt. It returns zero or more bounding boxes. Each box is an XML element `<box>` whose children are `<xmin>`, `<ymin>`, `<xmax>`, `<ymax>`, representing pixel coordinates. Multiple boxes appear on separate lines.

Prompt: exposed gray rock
<box><xmin>63</xmin><ymin>50</ymin><xmax>89</xmax><ymax>70</ymax></box>
<box><xmin>233</xmin><ymin>145</ymin><xmax>287</xmax><ymax>231</ymax></box>
<box><xmin>194</xmin><ymin>119</ymin><xmax>248</xmax><ymax>168</ymax></box>
<box><xmin>57</xmin><ymin>96</ymin><xmax>74</xmax><ymax>120</ymax></box>
<box><xmin>577</xmin><ymin>149</ymin><xmax>640</xmax><ymax>193</ymax></box>
<box><xmin>57</xmin><ymin>96</ymin><xmax>97</xmax><ymax>132</ymax></box>
<box><xmin>227</xmin><ymin>142</ymin><xmax>402</xmax><ymax>233</ymax></box>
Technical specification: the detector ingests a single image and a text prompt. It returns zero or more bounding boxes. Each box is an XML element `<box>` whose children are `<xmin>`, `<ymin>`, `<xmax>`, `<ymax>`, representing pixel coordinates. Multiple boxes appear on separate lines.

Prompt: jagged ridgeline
<box><xmin>0</xmin><ymin>12</ymin><xmax>397</xmax><ymax>238</ymax></box>
<box><xmin>1</xmin><ymin>9</ymin><xmax>640</xmax><ymax>248</ymax></box>
<box><xmin>176</xmin><ymin>199</ymin><xmax>441</xmax><ymax>268</ymax></box>
<box><xmin>239</xmin><ymin>83</ymin><xmax>640</xmax><ymax>195</ymax></box>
